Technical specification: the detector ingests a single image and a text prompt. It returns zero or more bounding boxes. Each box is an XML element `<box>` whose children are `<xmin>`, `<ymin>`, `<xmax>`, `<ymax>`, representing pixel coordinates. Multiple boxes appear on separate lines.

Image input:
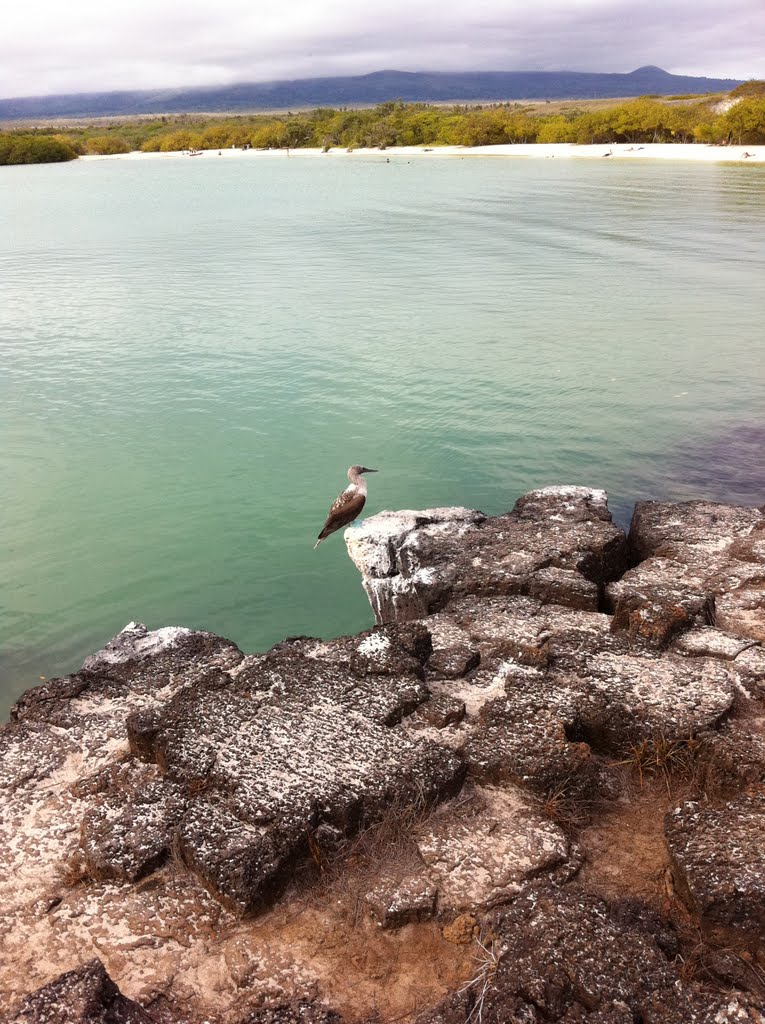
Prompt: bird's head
<box><xmin>348</xmin><ymin>465</ymin><xmax>378</xmax><ymax>479</ymax></box>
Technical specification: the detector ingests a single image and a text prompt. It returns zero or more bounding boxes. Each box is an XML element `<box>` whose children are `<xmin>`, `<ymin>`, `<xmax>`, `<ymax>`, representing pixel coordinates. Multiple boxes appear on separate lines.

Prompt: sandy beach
<box><xmin>82</xmin><ymin>142</ymin><xmax>765</xmax><ymax>163</ymax></box>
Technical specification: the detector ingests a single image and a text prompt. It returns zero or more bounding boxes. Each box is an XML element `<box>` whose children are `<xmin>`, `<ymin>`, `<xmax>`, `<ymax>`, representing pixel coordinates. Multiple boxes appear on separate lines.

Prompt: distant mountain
<box><xmin>0</xmin><ymin>67</ymin><xmax>744</xmax><ymax>121</ymax></box>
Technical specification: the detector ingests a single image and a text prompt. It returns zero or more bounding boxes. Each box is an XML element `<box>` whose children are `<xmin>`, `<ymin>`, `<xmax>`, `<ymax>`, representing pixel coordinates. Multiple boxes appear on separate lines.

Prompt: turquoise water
<box><xmin>2</xmin><ymin>154</ymin><xmax>764</xmax><ymax>715</ymax></box>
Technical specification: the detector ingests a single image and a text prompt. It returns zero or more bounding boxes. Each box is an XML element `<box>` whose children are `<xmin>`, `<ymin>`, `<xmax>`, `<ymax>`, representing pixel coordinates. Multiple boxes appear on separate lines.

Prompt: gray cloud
<box><xmin>1</xmin><ymin>0</ymin><xmax>763</xmax><ymax>99</ymax></box>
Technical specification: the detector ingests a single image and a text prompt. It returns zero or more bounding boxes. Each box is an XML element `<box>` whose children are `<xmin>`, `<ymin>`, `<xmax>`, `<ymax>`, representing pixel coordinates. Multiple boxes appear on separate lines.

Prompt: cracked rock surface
<box><xmin>417</xmin><ymin>886</ymin><xmax>760</xmax><ymax>1024</ymax></box>
<box><xmin>665</xmin><ymin>788</ymin><xmax>765</xmax><ymax>937</ymax></box>
<box><xmin>4</xmin><ymin>488</ymin><xmax>765</xmax><ymax>1023</ymax></box>
<box><xmin>345</xmin><ymin>487</ymin><xmax>627</xmax><ymax>623</ymax></box>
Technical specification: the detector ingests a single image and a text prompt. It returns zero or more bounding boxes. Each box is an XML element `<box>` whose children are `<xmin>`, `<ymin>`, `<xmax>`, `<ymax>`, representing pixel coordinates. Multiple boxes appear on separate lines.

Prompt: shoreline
<box><xmin>81</xmin><ymin>141</ymin><xmax>765</xmax><ymax>164</ymax></box>
<box><xmin>3</xmin><ymin>489</ymin><xmax>765</xmax><ymax>1021</ymax></box>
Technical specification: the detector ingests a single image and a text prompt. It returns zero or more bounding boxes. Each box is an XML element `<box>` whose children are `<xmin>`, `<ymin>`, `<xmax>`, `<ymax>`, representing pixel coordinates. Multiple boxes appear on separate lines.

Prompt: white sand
<box><xmin>82</xmin><ymin>142</ymin><xmax>765</xmax><ymax>164</ymax></box>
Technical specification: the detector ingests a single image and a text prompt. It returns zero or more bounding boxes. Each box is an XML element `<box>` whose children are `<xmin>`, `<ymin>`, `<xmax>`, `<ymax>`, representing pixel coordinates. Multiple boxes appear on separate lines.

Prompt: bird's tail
<box><xmin>313</xmin><ymin>537</ymin><xmax>323</xmax><ymax>549</ymax></box>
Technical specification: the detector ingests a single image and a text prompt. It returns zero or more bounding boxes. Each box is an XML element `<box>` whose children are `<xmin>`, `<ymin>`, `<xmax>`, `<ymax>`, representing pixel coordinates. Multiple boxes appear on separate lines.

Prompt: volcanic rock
<box><xmin>116</xmin><ymin>632</ymin><xmax>465</xmax><ymax>912</ymax></box>
<box><xmin>345</xmin><ymin>487</ymin><xmax>627</xmax><ymax>624</ymax></box>
<box><xmin>6</xmin><ymin>958</ymin><xmax>154</xmax><ymax>1023</ymax></box>
<box><xmin>417</xmin><ymin>886</ymin><xmax>759</xmax><ymax>1024</ymax></box>
<box><xmin>665</xmin><ymin>789</ymin><xmax>765</xmax><ymax>937</ymax></box>
<box><xmin>624</xmin><ymin>500</ymin><xmax>765</xmax><ymax>643</ymax></box>
<box><xmin>4</xmin><ymin>489</ymin><xmax>765</xmax><ymax>1024</ymax></box>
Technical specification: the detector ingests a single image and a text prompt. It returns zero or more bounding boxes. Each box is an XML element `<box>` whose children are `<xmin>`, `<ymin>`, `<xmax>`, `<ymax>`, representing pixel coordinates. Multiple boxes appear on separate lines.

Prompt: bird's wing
<box><xmin>317</xmin><ymin>489</ymin><xmax>366</xmax><ymax>541</ymax></box>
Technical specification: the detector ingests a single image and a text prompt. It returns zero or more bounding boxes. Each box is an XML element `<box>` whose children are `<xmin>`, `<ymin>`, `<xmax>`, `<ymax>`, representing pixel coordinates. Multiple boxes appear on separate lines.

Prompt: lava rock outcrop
<box><xmin>3</xmin><ymin>487</ymin><xmax>764</xmax><ymax>1023</ymax></box>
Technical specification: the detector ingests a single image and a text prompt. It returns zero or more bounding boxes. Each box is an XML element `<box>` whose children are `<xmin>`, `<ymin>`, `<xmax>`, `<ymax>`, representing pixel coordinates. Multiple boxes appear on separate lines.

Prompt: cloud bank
<box><xmin>2</xmin><ymin>0</ymin><xmax>762</xmax><ymax>98</ymax></box>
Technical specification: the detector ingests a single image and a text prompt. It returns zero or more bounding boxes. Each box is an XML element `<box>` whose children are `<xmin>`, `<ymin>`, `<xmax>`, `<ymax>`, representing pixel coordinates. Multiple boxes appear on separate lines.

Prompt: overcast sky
<box><xmin>2</xmin><ymin>0</ymin><xmax>763</xmax><ymax>99</ymax></box>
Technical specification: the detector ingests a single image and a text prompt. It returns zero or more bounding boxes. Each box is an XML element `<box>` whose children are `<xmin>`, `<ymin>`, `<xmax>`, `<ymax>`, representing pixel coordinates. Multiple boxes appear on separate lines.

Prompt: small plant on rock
<box><xmin>612</xmin><ymin>734</ymin><xmax>702</xmax><ymax>795</ymax></box>
<box><xmin>458</xmin><ymin>931</ymin><xmax>500</xmax><ymax>1024</ymax></box>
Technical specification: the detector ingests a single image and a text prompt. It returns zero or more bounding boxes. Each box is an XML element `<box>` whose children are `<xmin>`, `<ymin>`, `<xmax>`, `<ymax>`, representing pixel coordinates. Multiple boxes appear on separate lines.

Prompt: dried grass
<box><xmin>610</xmin><ymin>734</ymin><xmax>707</xmax><ymax>797</ymax></box>
<box><xmin>675</xmin><ymin>936</ymin><xmax>765</xmax><ymax>999</ymax></box>
<box><xmin>457</xmin><ymin>932</ymin><xmax>500</xmax><ymax>1024</ymax></box>
<box><xmin>541</xmin><ymin>780</ymin><xmax>592</xmax><ymax>832</ymax></box>
<box><xmin>296</xmin><ymin>790</ymin><xmax>433</xmax><ymax>922</ymax></box>
<box><xmin>57</xmin><ymin>853</ymin><xmax>90</xmax><ymax>888</ymax></box>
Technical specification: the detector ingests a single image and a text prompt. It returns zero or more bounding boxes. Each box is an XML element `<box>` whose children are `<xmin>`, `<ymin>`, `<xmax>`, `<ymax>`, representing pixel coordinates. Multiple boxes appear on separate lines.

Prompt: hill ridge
<box><xmin>0</xmin><ymin>66</ymin><xmax>745</xmax><ymax>120</ymax></box>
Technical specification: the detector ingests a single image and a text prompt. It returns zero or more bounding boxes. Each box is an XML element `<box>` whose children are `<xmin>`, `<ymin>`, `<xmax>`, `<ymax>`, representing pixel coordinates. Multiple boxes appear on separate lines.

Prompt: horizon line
<box><xmin>0</xmin><ymin>64</ymin><xmax>751</xmax><ymax>106</ymax></box>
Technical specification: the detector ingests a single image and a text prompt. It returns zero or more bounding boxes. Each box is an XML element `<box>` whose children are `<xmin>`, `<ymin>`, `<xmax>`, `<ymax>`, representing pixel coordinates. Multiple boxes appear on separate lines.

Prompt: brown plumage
<box><xmin>314</xmin><ymin>465</ymin><xmax>378</xmax><ymax>548</ymax></box>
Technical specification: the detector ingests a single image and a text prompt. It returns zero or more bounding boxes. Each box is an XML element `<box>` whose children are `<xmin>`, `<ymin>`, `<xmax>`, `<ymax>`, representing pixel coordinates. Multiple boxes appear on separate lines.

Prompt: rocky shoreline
<box><xmin>2</xmin><ymin>486</ymin><xmax>764</xmax><ymax>1023</ymax></box>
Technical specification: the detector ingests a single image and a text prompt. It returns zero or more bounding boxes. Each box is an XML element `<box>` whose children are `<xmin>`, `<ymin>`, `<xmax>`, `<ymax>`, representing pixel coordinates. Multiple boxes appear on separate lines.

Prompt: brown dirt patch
<box><xmin>241</xmin><ymin>902</ymin><xmax>474</xmax><ymax>1023</ymax></box>
<box><xmin>577</xmin><ymin>788</ymin><xmax>673</xmax><ymax>909</ymax></box>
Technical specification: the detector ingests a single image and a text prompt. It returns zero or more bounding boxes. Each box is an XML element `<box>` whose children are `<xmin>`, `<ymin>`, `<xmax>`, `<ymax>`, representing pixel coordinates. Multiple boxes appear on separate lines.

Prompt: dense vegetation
<box><xmin>0</xmin><ymin>133</ymin><xmax>77</xmax><ymax>164</ymax></box>
<box><xmin>2</xmin><ymin>87</ymin><xmax>764</xmax><ymax>165</ymax></box>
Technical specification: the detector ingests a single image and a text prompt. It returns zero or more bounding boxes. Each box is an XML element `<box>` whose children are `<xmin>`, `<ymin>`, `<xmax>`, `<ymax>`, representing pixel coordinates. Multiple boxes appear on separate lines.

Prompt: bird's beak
<box><xmin>360</xmin><ymin>467</ymin><xmax>378</xmax><ymax>473</ymax></box>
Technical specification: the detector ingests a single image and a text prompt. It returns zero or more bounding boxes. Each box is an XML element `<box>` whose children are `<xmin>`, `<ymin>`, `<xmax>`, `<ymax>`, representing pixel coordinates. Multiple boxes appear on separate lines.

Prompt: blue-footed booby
<box><xmin>314</xmin><ymin>465</ymin><xmax>377</xmax><ymax>548</ymax></box>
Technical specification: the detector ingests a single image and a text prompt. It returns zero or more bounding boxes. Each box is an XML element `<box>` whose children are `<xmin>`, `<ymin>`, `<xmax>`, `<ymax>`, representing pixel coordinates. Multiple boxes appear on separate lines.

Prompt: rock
<box><xmin>0</xmin><ymin>717</ymin><xmax>79</xmax><ymax>794</ymax></box>
<box><xmin>627</xmin><ymin>501</ymin><xmax>763</xmax><ymax>566</ymax></box>
<box><xmin>428</xmin><ymin>595</ymin><xmax>550</xmax><ymax>671</ymax></box>
<box><xmin>112</xmin><ymin>636</ymin><xmax>464</xmax><ymax>913</ymax></box>
<box><xmin>416</xmin><ymin>787</ymin><xmax>569</xmax><ymax>912</ymax></box>
<box><xmin>348</xmin><ymin>622</ymin><xmax>432</xmax><ymax>680</ymax></box>
<box><xmin>125</xmin><ymin>706</ymin><xmax>166</xmax><ymax>762</ymax></box>
<box><xmin>626</xmin><ymin>501</ymin><xmax>765</xmax><ymax>643</ymax></box>
<box><xmin>417</xmin><ymin>694</ymin><xmax>466</xmax><ymax>728</ymax></box>
<box><xmin>697</xmin><ymin>718</ymin><xmax>765</xmax><ymax>791</ymax></box>
<box><xmin>365</xmin><ymin>874</ymin><xmax>438</xmax><ymax>928</ymax></box>
<box><xmin>8</xmin><ymin>674</ymin><xmax>91</xmax><ymax>729</ymax></box>
<box><xmin>358</xmin><ymin>785</ymin><xmax>574</xmax><ymax>928</ymax></box>
<box><xmin>528</xmin><ymin>565</ymin><xmax>600</xmax><ymax>611</ymax></box>
<box><xmin>462</xmin><ymin>648</ymin><xmax>735</xmax><ymax>798</ymax></box>
<box><xmin>462</xmin><ymin>676</ymin><xmax>600</xmax><ymax>799</ymax></box>
<box><xmin>80</xmin><ymin>765</ymin><xmax>188</xmax><ymax>883</ymax></box>
<box><xmin>80</xmin><ymin>621</ymin><xmax>243</xmax><ymax>680</ymax></box>
<box><xmin>566</xmin><ymin>652</ymin><xmax>736</xmax><ymax>749</ymax></box>
<box><xmin>606</xmin><ymin>558</ymin><xmax>713</xmax><ymax>649</ymax></box>
<box><xmin>716</xmin><ymin>583</ymin><xmax>765</xmax><ymax>641</ymax></box>
<box><xmin>345</xmin><ymin>507</ymin><xmax>486</xmax><ymax>621</ymax></box>
<box><xmin>426</xmin><ymin>595</ymin><xmax>640</xmax><ymax>686</ymax></box>
<box><xmin>735</xmin><ymin>645</ymin><xmax>765</xmax><ymax>695</ymax></box>
<box><xmin>174</xmin><ymin>801</ymin><xmax>299</xmax><ymax>914</ymax></box>
<box><xmin>419</xmin><ymin>886</ymin><xmax>760</xmax><ymax>1024</ymax></box>
<box><xmin>671</xmin><ymin>627</ymin><xmax>759</xmax><ymax>660</ymax></box>
<box><xmin>441</xmin><ymin>913</ymin><xmax>477</xmax><ymax>945</ymax></box>
<box><xmin>487</xmin><ymin>887</ymin><xmax>679</xmax><ymax>1020</ymax></box>
<box><xmin>346</xmin><ymin>488</ymin><xmax>627</xmax><ymax>626</ymax></box>
<box><xmin>6</xmin><ymin>958</ymin><xmax>154</xmax><ymax>1023</ymax></box>
<box><xmin>427</xmin><ymin>643</ymin><xmax>480</xmax><ymax>679</ymax></box>
<box><xmin>234</xmin><ymin>626</ymin><xmax>432</xmax><ymax>727</ymax></box>
<box><xmin>11</xmin><ymin>623</ymin><xmax>244</xmax><ymax>730</ymax></box>
<box><xmin>665</xmin><ymin>789</ymin><xmax>765</xmax><ymax>937</ymax></box>
<box><xmin>181</xmin><ymin>715</ymin><xmax>459</xmax><ymax>911</ymax></box>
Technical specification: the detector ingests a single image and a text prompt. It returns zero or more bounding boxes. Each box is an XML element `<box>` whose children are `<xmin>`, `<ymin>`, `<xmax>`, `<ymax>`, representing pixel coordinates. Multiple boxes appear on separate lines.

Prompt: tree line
<box><xmin>0</xmin><ymin>133</ymin><xmax>78</xmax><ymax>164</ymax></box>
<box><xmin>2</xmin><ymin>83</ymin><xmax>764</xmax><ymax>165</ymax></box>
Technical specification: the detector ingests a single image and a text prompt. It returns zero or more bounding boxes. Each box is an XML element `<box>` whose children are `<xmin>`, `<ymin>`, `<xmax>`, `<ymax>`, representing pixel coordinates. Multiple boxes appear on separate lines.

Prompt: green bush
<box><xmin>730</xmin><ymin>80</ymin><xmax>765</xmax><ymax>99</ymax></box>
<box><xmin>85</xmin><ymin>135</ymin><xmax>131</xmax><ymax>155</ymax></box>
<box><xmin>0</xmin><ymin>134</ymin><xmax>78</xmax><ymax>165</ymax></box>
<box><xmin>4</xmin><ymin>93</ymin><xmax>755</xmax><ymax>163</ymax></box>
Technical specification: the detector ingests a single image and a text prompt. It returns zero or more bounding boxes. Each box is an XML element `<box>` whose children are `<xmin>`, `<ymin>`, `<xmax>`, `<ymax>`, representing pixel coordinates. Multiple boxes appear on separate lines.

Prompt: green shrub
<box><xmin>0</xmin><ymin>134</ymin><xmax>78</xmax><ymax>165</ymax></box>
<box><xmin>85</xmin><ymin>135</ymin><xmax>131</xmax><ymax>155</ymax></box>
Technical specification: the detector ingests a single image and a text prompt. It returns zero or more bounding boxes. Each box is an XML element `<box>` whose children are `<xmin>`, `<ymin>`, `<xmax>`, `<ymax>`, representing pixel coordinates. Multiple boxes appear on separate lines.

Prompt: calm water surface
<box><xmin>2</xmin><ymin>154</ymin><xmax>764</xmax><ymax>715</ymax></box>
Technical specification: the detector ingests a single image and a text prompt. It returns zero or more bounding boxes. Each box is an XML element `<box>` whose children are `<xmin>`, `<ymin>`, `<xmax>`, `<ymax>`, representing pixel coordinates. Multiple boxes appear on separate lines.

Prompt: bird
<box><xmin>314</xmin><ymin>466</ymin><xmax>378</xmax><ymax>548</ymax></box>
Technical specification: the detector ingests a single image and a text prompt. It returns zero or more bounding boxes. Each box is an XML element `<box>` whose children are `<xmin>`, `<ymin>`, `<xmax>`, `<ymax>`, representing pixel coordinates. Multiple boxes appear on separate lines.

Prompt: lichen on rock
<box><xmin>3</xmin><ymin>488</ymin><xmax>765</xmax><ymax>1023</ymax></box>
